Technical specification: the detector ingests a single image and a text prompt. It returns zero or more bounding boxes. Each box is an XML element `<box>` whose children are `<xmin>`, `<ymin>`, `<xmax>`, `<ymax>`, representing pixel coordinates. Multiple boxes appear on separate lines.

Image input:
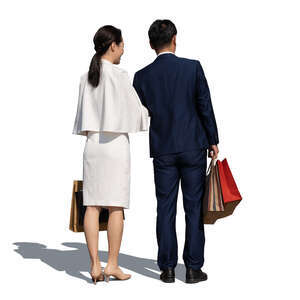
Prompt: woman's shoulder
<box><xmin>102</xmin><ymin>65</ymin><xmax>131</xmax><ymax>89</ymax></box>
<box><xmin>102</xmin><ymin>62</ymin><xmax>128</xmax><ymax>77</ymax></box>
<box><xmin>78</xmin><ymin>64</ymin><xmax>129</xmax><ymax>88</ymax></box>
<box><xmin>79</xmin><ymin>72</ymin><xmax>88</xmax><ymax>84</ymax></box>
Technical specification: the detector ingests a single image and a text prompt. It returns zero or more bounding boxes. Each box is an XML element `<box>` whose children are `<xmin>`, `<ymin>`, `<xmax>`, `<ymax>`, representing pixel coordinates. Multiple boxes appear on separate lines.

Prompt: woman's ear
<box><xmin>110</xmin><ymin>41</ymin><xmax>116</xmax><ymax>52</ymax></box>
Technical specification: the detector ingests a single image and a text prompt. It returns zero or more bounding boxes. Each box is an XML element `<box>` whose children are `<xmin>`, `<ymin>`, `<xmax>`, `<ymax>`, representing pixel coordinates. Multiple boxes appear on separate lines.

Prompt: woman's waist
<box><xmin>87</xmin><ymin>131</ymin><xmax>129</xmax><ymax>143</ymax></box>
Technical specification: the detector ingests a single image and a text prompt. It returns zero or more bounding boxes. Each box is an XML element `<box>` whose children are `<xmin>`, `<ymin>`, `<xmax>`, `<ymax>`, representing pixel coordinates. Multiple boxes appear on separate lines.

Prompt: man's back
<box><xmin>133</xmin><ymin>53</ymin><xmax>219</xmax><ymax>158</ymax></box>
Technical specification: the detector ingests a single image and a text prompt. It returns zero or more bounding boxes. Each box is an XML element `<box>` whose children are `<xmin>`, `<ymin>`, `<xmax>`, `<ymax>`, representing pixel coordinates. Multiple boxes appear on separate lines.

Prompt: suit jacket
<box><xmin>133</xmin><ymin>53</ymin><xmax>219</xmax><ymax>158</ymax></box>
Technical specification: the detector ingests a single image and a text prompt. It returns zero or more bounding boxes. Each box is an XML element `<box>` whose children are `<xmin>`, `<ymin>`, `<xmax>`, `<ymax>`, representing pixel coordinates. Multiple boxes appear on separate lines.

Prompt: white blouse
<box><xmin>72</xmin><ymin>58</ymin><xmax>149</xmax><ymax>136</ymax></box>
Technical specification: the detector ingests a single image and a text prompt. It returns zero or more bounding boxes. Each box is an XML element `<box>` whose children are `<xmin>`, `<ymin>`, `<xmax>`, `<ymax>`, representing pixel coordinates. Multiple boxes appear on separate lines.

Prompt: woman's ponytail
<box><xmin>88</xmin><ymin>52</ymin><xmax>101</xmax><ymax>87</ymax></box>
<box><xmin>87</xmin><ymin>25</ymin><xmax>122</xmax><ymax>88</ymax></box>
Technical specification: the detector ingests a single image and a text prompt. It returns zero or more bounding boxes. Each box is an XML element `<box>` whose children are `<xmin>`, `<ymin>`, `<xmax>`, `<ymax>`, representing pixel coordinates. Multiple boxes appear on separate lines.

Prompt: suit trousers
<box><xmin>153</xmin><ymin>149</ymin><xmax>207</xmax><ymax>270</ymax></box>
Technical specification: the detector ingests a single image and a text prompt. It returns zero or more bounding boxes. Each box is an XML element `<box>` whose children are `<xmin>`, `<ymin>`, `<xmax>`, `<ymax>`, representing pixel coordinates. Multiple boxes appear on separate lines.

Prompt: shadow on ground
<box><xmin>13</xmin><ymin>242</ymin><xmax>186</xmax><ymax>283</ymax></box>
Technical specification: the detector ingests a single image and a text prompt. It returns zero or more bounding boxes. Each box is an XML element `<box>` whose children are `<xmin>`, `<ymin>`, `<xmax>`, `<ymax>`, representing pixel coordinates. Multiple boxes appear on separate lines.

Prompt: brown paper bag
<box><xmin>69</xmin><ymin>180</ymin><xmax>108</xmax><ymax>232</ymax></box>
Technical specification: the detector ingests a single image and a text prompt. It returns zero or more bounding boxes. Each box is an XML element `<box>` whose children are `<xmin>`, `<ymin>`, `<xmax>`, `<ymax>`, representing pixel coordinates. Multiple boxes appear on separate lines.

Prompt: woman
<box><xmin>72</xmin><ymin>25</ymin><xmax>148</xmax><ymax>284</ymax></box>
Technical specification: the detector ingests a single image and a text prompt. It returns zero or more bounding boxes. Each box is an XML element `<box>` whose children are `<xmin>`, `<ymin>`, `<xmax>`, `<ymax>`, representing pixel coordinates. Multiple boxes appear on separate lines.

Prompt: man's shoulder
<box><xmin>134</xmin><ymin>61</ymin><xmax>155</xmax><ymax>79</ymax></box>
<box><xmin>176</xmin><ymin>56</ymin><xmax>199</xmax><ymax>66</ymax></box>
<box><xmin>134</xmin><ymin>56</ymin><xmax>201</xmax><ymax>80</ymax></box>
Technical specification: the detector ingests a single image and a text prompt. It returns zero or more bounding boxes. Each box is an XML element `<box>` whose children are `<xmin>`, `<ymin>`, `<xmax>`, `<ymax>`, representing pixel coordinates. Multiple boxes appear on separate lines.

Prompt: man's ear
<box><xmin>172</xmin><ymin>35</ymin><xmax>176</xmax><ymax>46</ymax></box>
<box><xmin>149</xmin><ymin>41</ymin><xmax>154</xmax><ymax>49</ymax></box>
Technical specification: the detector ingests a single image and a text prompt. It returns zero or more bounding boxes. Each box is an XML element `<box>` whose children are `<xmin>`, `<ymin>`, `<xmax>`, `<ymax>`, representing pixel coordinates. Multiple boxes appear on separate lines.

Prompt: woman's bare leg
<box><xmin>83</xmin><ymin>206</ymin><xmax>103</xmax><ymax>278</ymax></box>
<box><xmin>104</xmin><ymin>206</ymin><xmax>131</xmax><ymax>280</ymax></box>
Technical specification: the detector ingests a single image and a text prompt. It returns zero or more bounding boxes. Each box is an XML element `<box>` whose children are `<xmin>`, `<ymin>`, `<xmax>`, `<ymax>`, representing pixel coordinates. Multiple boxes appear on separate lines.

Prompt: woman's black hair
<box><xmin>148</xmin><ymin>19</ymin><xmax>177</xmax><ymax>50</ymax></box>
<box><xmin>88</xmin><ymin>25</ymin><xmax>122</xmax><ymax>87</ymax></box>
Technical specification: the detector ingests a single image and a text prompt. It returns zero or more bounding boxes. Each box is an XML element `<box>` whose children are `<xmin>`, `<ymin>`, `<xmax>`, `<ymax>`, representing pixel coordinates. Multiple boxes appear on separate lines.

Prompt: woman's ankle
<box><xmin>105</xmin><ymin>263</ymin><xmax>119</xmax><ymax>270</ymax></box>
<box><xmin>91</xmin><ymin>258</ymin><xmax>101</xmax><ymax>266</ymax></box>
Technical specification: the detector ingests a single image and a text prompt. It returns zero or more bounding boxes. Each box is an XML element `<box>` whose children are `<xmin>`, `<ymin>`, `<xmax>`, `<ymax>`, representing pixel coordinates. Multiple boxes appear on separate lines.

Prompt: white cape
<box><xmin>72</xmin><ymin>59</ymin><xmax>148</xmax><ymax>136</ymax></box>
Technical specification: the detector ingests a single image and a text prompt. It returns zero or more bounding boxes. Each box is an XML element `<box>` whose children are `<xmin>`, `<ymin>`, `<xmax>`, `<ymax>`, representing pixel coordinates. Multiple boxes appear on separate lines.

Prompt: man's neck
<box><xmin>156</xmin><ymin>49</ymin><xmax>175</xmax><ymax>56</ymax></box>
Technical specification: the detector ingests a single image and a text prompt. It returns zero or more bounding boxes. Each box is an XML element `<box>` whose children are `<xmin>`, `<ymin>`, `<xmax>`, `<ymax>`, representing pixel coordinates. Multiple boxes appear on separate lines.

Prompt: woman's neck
<box><xmin>101</xmin><ymin>54</ymin><xmax>115</xmax><ymax>64</ymax></box>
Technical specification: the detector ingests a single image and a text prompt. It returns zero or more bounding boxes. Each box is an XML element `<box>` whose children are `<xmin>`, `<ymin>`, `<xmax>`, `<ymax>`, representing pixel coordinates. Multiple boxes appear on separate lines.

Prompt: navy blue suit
<box><xmin>133</xmin><ymin>53</ymin><xmax>219</xmax><ymax>270</ymax></box>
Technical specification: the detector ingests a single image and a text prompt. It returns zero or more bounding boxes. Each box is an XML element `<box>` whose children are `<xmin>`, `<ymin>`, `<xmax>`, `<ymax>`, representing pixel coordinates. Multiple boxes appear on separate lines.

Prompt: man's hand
<box><xmin>208</xmin><ymin>145</ymin><xmax>219</xmax><ymax>159</ymax></box>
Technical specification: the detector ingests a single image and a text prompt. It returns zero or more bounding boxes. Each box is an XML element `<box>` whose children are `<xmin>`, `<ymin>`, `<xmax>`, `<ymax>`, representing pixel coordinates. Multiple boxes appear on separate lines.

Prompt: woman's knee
<box><xmin>107</xmin><ymin>206</ymin><xmax>123</xmax><ymax>214</ymax></box>
<box><xmin>86</xmin><ymin>205</ymin><xmax>101</xmax><ymax>212</ymax></box>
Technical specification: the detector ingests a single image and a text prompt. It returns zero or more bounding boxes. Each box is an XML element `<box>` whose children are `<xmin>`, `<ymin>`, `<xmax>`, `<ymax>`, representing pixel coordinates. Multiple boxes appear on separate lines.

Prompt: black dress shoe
<box><xmin>160</xmin><ymin>267</ymin><xmax>175</xmax><ymax>283</ymax></box>
<box><xmin>186</xmin><ymin>268</ymin><xmax>207</xmax><ymax>284</ymax></box>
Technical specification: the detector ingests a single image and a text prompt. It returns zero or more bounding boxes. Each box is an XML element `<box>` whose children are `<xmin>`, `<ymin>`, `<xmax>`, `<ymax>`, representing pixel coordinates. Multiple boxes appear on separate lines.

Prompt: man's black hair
<box><xmin>148</xmin><ymin>19</ymin><xmax>177</xmax><ymax>50</ymax></box>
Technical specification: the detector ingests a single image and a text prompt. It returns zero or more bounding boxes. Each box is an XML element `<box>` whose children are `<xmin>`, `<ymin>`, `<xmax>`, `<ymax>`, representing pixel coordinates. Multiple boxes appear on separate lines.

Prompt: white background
<box><xmin>1</xmin><ymin>0</ymin><xmax>299</xmax><ymax>299</ymax></box>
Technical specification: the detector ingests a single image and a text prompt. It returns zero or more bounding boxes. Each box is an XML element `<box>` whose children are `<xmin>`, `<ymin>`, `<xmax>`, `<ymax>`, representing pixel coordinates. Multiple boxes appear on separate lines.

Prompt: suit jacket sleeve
<box><xmin>133</xmin><ymin>72</ymin><xmax>150</xmax><ymax>117</ymax></box>
<box><xmin>195</xmin><ymin>60</ymin><xmax>219</xmax><ymax>145</ymax></box>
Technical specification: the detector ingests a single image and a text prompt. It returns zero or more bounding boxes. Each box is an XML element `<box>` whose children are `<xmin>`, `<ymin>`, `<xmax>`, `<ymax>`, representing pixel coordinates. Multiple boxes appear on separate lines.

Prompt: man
<box><xmin>133</xmin><ymin>19</ymin><xmax>219</xmax><ymax>284</ymax></box>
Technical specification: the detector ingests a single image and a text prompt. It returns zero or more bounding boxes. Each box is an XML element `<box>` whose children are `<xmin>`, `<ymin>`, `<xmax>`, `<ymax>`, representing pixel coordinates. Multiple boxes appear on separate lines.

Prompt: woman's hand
<box><xmin>208</xmin><ymin>145</ymin><xmax>219</xmax><ymax>159</ymax></box>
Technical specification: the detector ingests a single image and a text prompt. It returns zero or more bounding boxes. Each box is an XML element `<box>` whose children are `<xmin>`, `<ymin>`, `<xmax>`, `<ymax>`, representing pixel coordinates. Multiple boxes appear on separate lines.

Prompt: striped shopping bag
<box><xmin>203</xmin><ymin>159</ymin><xmax>224</xmax><ymax>217</ymax></box>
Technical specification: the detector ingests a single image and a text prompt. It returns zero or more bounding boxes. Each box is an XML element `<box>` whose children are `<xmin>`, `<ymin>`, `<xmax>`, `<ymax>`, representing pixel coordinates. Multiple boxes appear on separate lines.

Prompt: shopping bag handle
<box><xmin>206</xmin><ymin>158</ymin><xmax>217</xmax><ymax>175</ymax></box>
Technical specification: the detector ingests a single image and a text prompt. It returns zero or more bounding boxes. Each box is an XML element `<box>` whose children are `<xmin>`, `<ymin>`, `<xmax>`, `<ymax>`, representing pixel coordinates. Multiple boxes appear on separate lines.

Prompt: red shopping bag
<box><xmin>217</xmin><ymin>158</ymin><xmax>242</xmax><ymax>203</ymax></box>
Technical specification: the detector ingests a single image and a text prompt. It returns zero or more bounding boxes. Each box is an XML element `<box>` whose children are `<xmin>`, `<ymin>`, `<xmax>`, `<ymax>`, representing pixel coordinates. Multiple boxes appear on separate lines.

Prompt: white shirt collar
<box><xmin>157</xmin><ymin>51</ymin><xmax>175</xmax><ymax>57</ymax></box>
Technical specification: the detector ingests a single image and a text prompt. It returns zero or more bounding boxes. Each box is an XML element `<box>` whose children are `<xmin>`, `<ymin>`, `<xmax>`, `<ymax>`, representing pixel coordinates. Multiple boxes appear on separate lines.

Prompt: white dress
<box><xmin>72</xmin><ymin>58</ymin><xmax>148</xmax><ymax>208</ymax></box>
